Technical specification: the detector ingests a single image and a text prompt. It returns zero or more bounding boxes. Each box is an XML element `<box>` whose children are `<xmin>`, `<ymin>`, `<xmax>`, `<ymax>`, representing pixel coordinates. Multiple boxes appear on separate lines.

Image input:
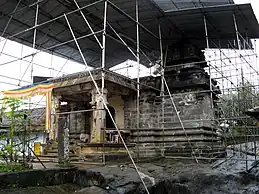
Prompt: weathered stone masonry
<box><xmin>125</xmin><ymin>41</ymin><xmax>224</xmax><ymax>158</ymax></box>
<box><xmin>49</xmin><ymin>42</ymin><xmax>225</xmax><ymax>162</ymax></box>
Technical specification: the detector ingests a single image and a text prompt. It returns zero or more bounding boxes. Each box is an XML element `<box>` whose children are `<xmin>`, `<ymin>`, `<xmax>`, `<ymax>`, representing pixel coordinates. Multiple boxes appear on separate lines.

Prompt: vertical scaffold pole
<box><xmin>233</xmin><ymin>14</ymin><xmax>241</xmax><ymax>51</ymax></box>
<box><xmin>234</xmin><ymin>13</ymin><xmax>248</xmax><ymax>171</ymax></box>
<box><xmin>204</xmin><ymin>16</ymin><xmax>209</xmax><ymax>49</ymax></box>
<box><xmin>254</xmin><ymin>39</ymin><xmax>257</xmax><ymax>162</ymax></box>
<box><xmin>203</xmin><ymin>16</ymin><xmax>213</xmax><ymax>107</ymax></box>
<box><xmin>136</xmin><ymin>0</ymin><xmax>140</xmax><ymax>161</ymax></box>
<box><xmin>102</xmin><ymin>0</ymin><xmax>108</xmax><ymax>95</ymax></box>
<box><xmin>203</xmin><ymin>15</ymin><xmax>215</xmax><ymax>155</ymax></box>
<box><xmin>158</xmin><ymin>22</ymin><xmax>165</xmax><ymax>156</ymax></box>
<box><xmin>102</xmin><ymin>0</ymin><xmax>108</xmax><ymax>165</ymax></box>
<box><xmin>65</xmin><ymin>15</ymin><xmax>150</xmax><ymax>193</ymax></box>
<box><xmin>31</xmin><ymin>0</ymin><xmax>39</xmax><ymax>81</ymax></box>
<box><xmin>28</xmin><ymin>0</ymin><xmax>39</xmax><ymax>159</ymax></box>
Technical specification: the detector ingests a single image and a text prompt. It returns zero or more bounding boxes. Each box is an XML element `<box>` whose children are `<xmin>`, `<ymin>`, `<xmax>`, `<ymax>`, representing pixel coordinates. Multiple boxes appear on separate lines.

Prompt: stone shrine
<box><xmin>41</xmin><ymin>40</ymin><xmax>225</xmax><ymax>163</ymax></box>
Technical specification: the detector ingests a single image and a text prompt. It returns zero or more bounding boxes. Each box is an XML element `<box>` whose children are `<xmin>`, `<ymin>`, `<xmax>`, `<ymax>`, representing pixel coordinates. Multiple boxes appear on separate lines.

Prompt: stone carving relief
<box><xmin>64</xmin><ymin>127</ymin><xmax>70</xmax><ymax>163</ymax></box>
<box><xmin>178</xmin><ymin>93</ymin><xmax>197</xmax><ymax>106</ymax></box>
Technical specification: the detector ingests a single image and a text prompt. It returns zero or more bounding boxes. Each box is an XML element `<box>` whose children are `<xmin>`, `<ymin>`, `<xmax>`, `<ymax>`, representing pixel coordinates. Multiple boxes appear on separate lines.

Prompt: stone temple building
<box><xmin>42</xmin><ymin>41</ymin><xmax>224</xmax><ymax>163</ymax></box>
<box><xmin>0</xmin><ymin>0</ymin><xmax>258</xmax><ymax>164</ymax></box>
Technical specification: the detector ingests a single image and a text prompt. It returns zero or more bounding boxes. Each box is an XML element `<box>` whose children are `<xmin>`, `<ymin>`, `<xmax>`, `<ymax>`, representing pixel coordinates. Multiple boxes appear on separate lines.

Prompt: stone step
<box><xmin>33</xmin><ymin>156</ymin><xmax>58</xmax><ymax>163</ymax></box>
<box><xmin>36</xmin><ymin>151</ymin><xmax>131</xmax><ymax>163</ymax></box>
<box><xmin>37</xmin><ymin>153</ymin><xmax>78</xmax><ymax>158</ymax></box>
<box><xmin>82</xmin><ymin>152</ymin><xmax>130</xmax><ymax>163</ymax></box>
<box><xmin>131</xmin><ymin>135</ymin><xmax>220</xmax><ymax>143</ymax></box>
<box><xmin>35</xmin><ymin>157</ymin><xmax>81</xmax><ymax>163</ymax></box>
<box><xmin>50</xmin><ymin>145</ymin><xmax>58</xmax><ymax>150</ymax></box>
<box><xmin>166</xmin><ymin>147</ymin><xmax>225</xmax><ymax>153</ymax></box>
<box><xmin>164</xmin><ymin>151</ymin><xmax>226</xmax><ymax>158</ymax></box>
<box><xmin>47</xmin><ymin>149</ymin><xmax>58</xmax><ymax>153</ymax></box>
<box><xmin>131</xmin><ymin>129</ymin><xmax>219</xmax><ymax>136</ymax></box>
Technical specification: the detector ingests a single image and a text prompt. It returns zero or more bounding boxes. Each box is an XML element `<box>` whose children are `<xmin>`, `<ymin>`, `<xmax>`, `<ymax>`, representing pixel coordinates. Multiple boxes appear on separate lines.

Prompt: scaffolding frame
<box><xmin>0</xmin><ymin>0</ymin><xmax>258</xmax><ymax>190</ymax></box>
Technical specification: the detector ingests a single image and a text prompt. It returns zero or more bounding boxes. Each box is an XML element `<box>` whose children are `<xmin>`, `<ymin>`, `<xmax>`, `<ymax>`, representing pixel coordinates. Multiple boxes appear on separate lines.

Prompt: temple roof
<box><xmin>51</xmin><ymin>69</ymin><xmax>137</xmax><ymax>93</ymax></box>
<box><xmin>0</xmin><ymin>1</ymin><xmax>258</xmax><ymax>68</ymax></box>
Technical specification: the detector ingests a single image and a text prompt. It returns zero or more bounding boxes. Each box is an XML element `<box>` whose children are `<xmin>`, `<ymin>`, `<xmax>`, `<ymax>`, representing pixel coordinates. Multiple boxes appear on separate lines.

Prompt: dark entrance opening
<box><xmin>106</xmin><ymin>106</ymin><xmax>116</xmax><ymax>129</ymax></box>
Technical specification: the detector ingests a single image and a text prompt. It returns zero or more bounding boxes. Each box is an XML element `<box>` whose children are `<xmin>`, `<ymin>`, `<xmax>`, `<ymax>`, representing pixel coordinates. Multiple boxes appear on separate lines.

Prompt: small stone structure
<box><xmin>50</xmin><ymin>70</ymin><xmax>135</xmax><ymax>163</ymax></box>
<box><xmin>47</xmin><ymin>41</ymin><xmax>225</xmax><ymax>163</ymax></box>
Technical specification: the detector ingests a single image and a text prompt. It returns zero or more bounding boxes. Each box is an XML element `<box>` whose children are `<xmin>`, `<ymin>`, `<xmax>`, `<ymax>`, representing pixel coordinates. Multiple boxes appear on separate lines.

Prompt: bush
<box><xmin>0</xmin><ymin>163</ymin><xmax>30</xmax><ymax>172</ymax></box>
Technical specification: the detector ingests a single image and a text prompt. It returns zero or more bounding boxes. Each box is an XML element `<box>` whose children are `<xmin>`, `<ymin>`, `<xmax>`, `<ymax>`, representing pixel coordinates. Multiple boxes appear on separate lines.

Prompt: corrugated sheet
<box><xmin>152</xmin><ymin>0</ymin><xmax>234</xmax><ymax>12</ymax></box>
<box><xmin>0</xmin><ymin>0</ymin><xmax>258</xmax><ymax>68</ymax></box>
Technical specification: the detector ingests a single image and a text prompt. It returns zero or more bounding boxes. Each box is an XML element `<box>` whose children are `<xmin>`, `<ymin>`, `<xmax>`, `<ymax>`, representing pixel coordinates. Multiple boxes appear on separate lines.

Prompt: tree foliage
<box><xmin>220</xmin><ymin>81</ymin><xmax>258</xmax><ymax>135</ymax></box>
<box><xmin>0</xmin><ymin>98</ymin><xmax>28</xmax><ymax>163</ymax></box>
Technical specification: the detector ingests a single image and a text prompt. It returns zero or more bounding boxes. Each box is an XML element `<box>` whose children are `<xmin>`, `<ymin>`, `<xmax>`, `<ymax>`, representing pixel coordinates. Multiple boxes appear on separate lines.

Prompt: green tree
<box><xmin>220</xmin><ymin>81</ymin><xmax>258</xmax><ymax>135</ymax></box>
<box><xmin>0</xmin><ymin>98</ymin><xmax>27</xmax><ymax>163</ymax></box>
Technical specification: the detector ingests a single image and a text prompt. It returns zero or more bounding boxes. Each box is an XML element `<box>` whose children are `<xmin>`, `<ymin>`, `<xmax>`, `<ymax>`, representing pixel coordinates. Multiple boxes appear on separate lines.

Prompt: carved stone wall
<box><xmin>163</xmin><ymin>91</ymin><xmax>215</xmax><ymax>129</ymax></box>
<box><xmin>66</xmin><ymin>101</ymin><xmax>91</xmax><ymax>145</ymax></box>
<box><xmin>125</xmin><ymin>69</ymin><xmax>223</xmax><ymax>158</ymax></box>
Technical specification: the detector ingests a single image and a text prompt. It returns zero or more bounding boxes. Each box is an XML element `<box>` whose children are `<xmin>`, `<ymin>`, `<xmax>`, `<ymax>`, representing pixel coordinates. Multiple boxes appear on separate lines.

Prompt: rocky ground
<box><xmin>1</xmin><ymin>157</ymin><xmax>258</xmax><ymax>194</ymax></box>
<box><xmin>77</xmin><ymin>158</ymin><xmax>259</xmax><ymax>194</ymax></box>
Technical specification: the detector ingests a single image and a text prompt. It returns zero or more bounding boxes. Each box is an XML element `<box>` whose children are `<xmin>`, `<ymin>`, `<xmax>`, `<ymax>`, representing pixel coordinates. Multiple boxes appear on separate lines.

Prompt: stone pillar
<box><xmin>58</xmin><ymin>115</ymin><xmax>70</xmax><ymax>164</ymax></box>
<box><xmin>69</xmin><ymin>102</ymin><xmax>77</xmax><ymax>133</ymax></box>
<box><xmin>50</xmin><ymin>95</ymin><xmax>61</xmax><ymax>141</ymax></box>
<box><xmin>89</xmin><ymin>88</ymin><xmax>108</xmax><ymax>143</ymax></box>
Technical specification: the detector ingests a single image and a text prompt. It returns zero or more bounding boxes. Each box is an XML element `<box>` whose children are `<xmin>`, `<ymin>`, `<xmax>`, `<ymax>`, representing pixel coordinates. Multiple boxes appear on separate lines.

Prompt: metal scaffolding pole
<box><xmin>31</xmin><ymin>0</ymin><xmax>39</xmax><ymax>81</ymax></box>
<box><xmin>18</xmin><ymin>44</ymin><xmax>24</xmax><ymax>85</ymax></box>
<box><xmin>203</xmin><ymin>16</ymin><xmax>209</xmax><ymax>49</ymax></box>
<box><xmin>233</xmin><ymin>14</ymin><xmax>241</xmax><ymax>51</ymax></box>
<box><xmin>101</xmin><ymin>0</ymin><xmax>108</xmax><ymax>165</ymax></box>
<box><xmin>158</xmin><ymin>22</ymin><xmax>165</xmax><ymax>156</ymax></box>
<box><xmin>102</xmin><ymin>0</ymin><xmax>108</xmax><ymax>94</ymax></box>
<box><xmin>0</xmin><ymin>0</ymin><xmax>104</xmax><ymax>45</ymax></box>
<box><xmin>0</xmin><ymin>51</ymin><xmax>68</xmax><ymax>76</ymax></box>
<box><xmin>204</xmin><ymin>15</ymin><xmax>215</xmax><ymax>155</ymax></box>
<box><xmin>73</xmin><ymin>0</ymin><xmax>103</xmax><ymax>49</ymax></box>
<box><xmin>163</xmin><ymin>77</ymin><xmax>198</xmax><ymax>163</ymax></box>
<box><xmin>64</xmin><ymin>14</ymin><xmax>150</xmax><ymax>193</ymax></box>
<box><xmin>0</xmin><ymin>30</ymin><xmax>103</xmax><ymax>67</ymax></box>
<box><xmin>0</xmin><ymin>0</ymin><xmax>22</xmax><ymax>57</ymax></box>
<box><xmin>233</xmin><ymin>13</ymin><xmax>249</xmax><ymax>171</ymax></box>
<box><xmin>227</xmin><ymin>40</ymin><xmax>259</xmax><ymax>78</ymax></box>
<box><xmin>210</xmin><ymin>40</ymin><xmax>259</xmax><ymax>100</ymax></box>
<box><xmin>105</xmin><ymin>33</ymin><xmax>154</xmax><ymax>67</ymax></box>
<box><xmin>136</xmin><ymin>0</ymin><xmax>140</xmax><ymax>161</ymax></box>
<box><xmin>107</xmin><ymin>0</ymin><xmax>159</xmax><ymax>40</ymax></box>
<box><xmin>203</xmin><ymin>15</ymin><xmax>214</xmax><ymax>109</ymax></box>
<box><xmin>161</xmin><ymin>53</ymin><xmax>256</xmax><ymax>69</ymax></box>
<box><xmin>232</xmin><ymin>13</ymin><xmax>251</xmax><ymax>169</ymax></box>
<box><xmin>106</xmin><ymin>22</ymin><xmax>137</xmax><ymax>59</ymax></box>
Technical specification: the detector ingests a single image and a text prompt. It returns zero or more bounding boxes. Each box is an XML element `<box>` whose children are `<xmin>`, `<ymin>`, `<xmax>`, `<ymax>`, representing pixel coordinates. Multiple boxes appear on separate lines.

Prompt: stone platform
<box><xmin>38</xmin><ymin>142</ymin><xmax>135</xmax><ymax>164</ymax></box>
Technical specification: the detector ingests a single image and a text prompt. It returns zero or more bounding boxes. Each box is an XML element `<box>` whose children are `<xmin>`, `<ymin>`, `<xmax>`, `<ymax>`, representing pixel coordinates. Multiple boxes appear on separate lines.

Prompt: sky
<box><xmin>0</xmin><ymin>0</ymin><xmax>259</xmax><ymax>107</ymax></box>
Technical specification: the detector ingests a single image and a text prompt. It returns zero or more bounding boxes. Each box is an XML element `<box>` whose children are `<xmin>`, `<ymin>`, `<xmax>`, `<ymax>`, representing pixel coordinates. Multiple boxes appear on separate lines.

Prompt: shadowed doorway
<box><xmin>106</xmin><ymin>106</ymin><xmax>116</xmax><ymax>129</ymax></box>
